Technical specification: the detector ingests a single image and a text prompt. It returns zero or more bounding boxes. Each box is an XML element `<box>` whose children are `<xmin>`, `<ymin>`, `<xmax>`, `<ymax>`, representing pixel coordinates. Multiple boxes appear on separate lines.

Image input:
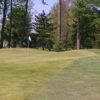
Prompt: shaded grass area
<box><xmin>33</xmin><ymin>56</ymin><xmax>100</xmax><ymax>100</ymax></box>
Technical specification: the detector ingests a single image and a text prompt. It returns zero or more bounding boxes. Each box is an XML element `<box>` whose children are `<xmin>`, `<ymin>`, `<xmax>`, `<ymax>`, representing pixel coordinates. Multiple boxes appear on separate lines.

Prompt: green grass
<box><xmin>0</xmin><ymin>48</ymin><xmax>100</xmax><ymax>100</ymax></box>
<box><xmin>89</xmin><ymin>49</ymin><xmax>100</xmax><ymax>55</ymax></box>
<box><xmin>33</xmin><ymin>56</ymin><xmax>100</xmax><ymax>100</ymax></box>
<box><xmin>0</xmin><ymin>61</ymin><xmax>69</xmax><ymax>100</ymax></box>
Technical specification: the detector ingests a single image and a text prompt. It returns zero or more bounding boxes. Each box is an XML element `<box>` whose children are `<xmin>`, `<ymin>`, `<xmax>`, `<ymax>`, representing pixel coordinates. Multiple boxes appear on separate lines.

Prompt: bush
<box><xmin>95</xmin><ymin>41</ymin><xmax>100</xmax><ymax>49</ymax></box>
<box><xmin>54</xmin><ymin>40</ymin><xmax>65</xmax><ymax>52</ymax></box>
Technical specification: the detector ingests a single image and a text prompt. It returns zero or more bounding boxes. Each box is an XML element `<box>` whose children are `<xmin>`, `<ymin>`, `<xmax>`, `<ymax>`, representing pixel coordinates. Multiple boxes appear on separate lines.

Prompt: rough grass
<box><xmin>0</xmin><ymin>48</ymin><xmax>99</xmax><ymax>100</ymax></box>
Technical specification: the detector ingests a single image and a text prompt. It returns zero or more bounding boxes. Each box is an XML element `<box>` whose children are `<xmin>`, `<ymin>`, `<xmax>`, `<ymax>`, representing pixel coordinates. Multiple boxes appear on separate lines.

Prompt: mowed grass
<box><xmin>89</xmin><ymin>49</ymin><xmax>100</xmax><ymax>55</ymax></box>
<box><xmin>0</xmin><ymin>48</ymin><xmax>99</xmax><ymax>100</ymax></box>
<box><xmin>33</xmin><ymin>56</ymin><xmax>100</xmax><ymax>100</ymax></box>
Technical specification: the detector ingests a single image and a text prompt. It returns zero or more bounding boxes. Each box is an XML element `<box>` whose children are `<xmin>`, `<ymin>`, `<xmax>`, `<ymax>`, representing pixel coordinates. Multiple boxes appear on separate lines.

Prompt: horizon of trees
<box><xmin>0</xmin><ymin>0</ymin><xmax>100</xmax><ymax>51</ymax></box>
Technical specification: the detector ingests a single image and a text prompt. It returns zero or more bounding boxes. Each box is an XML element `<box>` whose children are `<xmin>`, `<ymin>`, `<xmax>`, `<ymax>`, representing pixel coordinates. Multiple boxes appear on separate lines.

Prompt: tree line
<box><xmin>0</xmin><ymin>0</ymin><xmax>31</xmax><ymax>48</ymax></box>
<box><xmin>0</xmin><ymin>0</ymin><xmax>100</xmax><ymax>51</ymax></box>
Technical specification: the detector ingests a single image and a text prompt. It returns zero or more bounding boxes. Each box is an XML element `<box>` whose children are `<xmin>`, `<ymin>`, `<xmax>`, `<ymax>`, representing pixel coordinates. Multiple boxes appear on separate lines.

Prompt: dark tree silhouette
<box><xmin>1</xmin><ymin>0</ymin><xmax>7</xmax><ymax>48</ymax></box>
<box><xmin>8</xmin><ymin>0</ymin><xmax>13</xmax><ymax>48</ymax></box>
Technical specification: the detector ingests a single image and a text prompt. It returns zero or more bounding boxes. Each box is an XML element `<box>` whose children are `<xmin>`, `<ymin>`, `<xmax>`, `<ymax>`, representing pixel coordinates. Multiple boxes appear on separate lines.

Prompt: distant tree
<box><xmin>71</xmin><ymin>0</ymin><xmax>100</xmax><ymax>49</ymax></box>
<box><xmin>33</xmin><ymin>10</ymin><xmax>54</xmax><ymax>50</ymax></box>
<box><xmin>4</xmin><ymin>7</ymin><xmax>31</xmax><ymax>47</ymax></box>
<box><xmin>50</xmin><ymin>2</ymin><xmax>73</xmax><ymax>50</ymax></box>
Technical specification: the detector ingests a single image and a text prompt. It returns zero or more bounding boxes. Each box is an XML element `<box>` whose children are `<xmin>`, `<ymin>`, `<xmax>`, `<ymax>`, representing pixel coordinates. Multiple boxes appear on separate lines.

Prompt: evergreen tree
<box><xmin>4</xmin><ymin>7</ymin><xmax>31</xmax><ymax>47</ymax></box>
<box><xmin>71</xmin><ymin>0</ymin><xmax>100</xmax><ymax>49</ymax></box>
<box><xmin>33</xmin><ymin>10</ymin><xmax>54</xmax><ymax>50</ymax></box>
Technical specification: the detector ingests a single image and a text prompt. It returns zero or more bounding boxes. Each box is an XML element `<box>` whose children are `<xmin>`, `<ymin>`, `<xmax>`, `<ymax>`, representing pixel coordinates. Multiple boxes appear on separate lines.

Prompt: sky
<box><xmin>32</xmin><ymin>0</ymin><xmax>58</xmax><ymax>15</ymax></box>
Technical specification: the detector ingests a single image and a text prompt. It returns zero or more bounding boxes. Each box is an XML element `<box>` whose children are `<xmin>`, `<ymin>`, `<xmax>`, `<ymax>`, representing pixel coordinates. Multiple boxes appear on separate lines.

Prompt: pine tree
<box><xmin>71</xmin><ymin>0</ymin><xmax>100</xmax><ymax>49</ymax></box>
<box><xmin>33</xmin><ymin>10</ymin><xmax>54</xmax><ymax>50</ymax></box>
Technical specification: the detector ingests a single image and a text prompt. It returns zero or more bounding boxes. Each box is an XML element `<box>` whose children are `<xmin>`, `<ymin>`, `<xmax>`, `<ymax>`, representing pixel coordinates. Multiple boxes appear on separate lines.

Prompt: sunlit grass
<box><xmin>0</xmin><ymin>60</ymin><xmax>70</xmax><ymax>100</ymax></box>
<box><xmin>0</xmin><ymin>48</ymin><xmax>99</xmax><ymax>100</ymax></box>
<box><xmin>89</xmin><ymin>49</ymin><xmax>100</xmax><ymax>55</ymax></box>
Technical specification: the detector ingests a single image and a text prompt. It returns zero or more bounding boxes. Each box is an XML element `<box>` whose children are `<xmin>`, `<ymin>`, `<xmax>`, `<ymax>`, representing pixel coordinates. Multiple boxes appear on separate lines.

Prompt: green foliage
<box><xmin>54</xmin><ymin>39</ymin><xmax>72</xmax><ymax>52</ymax></box>
<box><xmin>33</xmin><ymin>10</ymin><xmax>54</xmax><ymax>50</ymax></box>
<box><xmin>71</xmin><ymin>0</ymin><xmax>100</xmax><ymax>49</ymax></box>
<box><xmin>1</xmin><ymin>0</ymin><xmax>100</xmax><ymax>50</ymax></box>
<box><xmin>50</xmin><ymin>3</ymin><xmax>73</xmax><ymax>51</ymax></box>
<box><xmin>4</xmin><ymin>7</ymin><xmax>31</xmax><ymax>47</ymax></box>
<box><xmin>54</xmin><ymin>40</ymin><xmax>64</xmax><ymax>52</ymax></box>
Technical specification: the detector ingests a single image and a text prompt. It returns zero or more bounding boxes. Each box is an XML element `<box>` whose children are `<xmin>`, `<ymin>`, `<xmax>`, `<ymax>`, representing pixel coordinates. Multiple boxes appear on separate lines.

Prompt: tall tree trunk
<box><xmin>8</xmin><ymin>0</ymin><xmax>13</xmax><ymax>48</ymax></box>
<box><xmin>20</xmin><ymin>0</ymin><xmax>29</xmax><ymax>47</ymax></box>
<box><xmin>76</xmin><ymin>17</ymin><xmax>80</xmax><ymax>50</ymax></box>
<box><xmin>25</xmin><ymin>0</ymin><xmax>28</xmax><ymax>14</ymax></box>
<box><xmin>57</xmin><ymin>0</ymin><xmax>62</xmax><ymax>42</ymax></box>
<box><xmin>1</xmin><ymin>0</ymin><xmax>7</xmax><ymax>48</ymax></box>
<box><xmin>25</xmin><ymin>0</ymin><xmax>29</xmax><ymax>48</ymax></box>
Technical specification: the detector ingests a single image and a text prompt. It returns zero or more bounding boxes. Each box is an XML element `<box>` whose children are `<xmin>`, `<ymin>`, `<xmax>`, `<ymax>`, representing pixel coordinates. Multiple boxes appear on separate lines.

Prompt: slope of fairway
<box><xmin>33</xmin><ymin>56</ymin><xmax>100</xmax><ymax>100</ymax></box>
<box><xmin>89</xmin><ymin>49</ymin><xmax>100</xmax><ymax>55</ymax></box>
<box><xmin>0</xmin><ymin>48</ymin><xmax>99</xmax><ymax>100</ymax></box>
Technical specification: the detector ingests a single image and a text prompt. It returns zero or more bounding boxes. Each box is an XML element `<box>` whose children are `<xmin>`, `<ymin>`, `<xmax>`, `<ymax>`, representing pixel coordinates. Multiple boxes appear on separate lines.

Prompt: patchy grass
<box><xmin>33</xmin><ymin>56</ymin><xmax>100</xmax><ymax>100</ymax></box>
<box><xmin>0</xmin><ymin>60</ymin><xmax>70</xmax><ymax>100</ymax></box>
<box><xmin>0</xmin><ymin>48</ymin><xmax>99</xmax><ymax>100</ymax></box>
